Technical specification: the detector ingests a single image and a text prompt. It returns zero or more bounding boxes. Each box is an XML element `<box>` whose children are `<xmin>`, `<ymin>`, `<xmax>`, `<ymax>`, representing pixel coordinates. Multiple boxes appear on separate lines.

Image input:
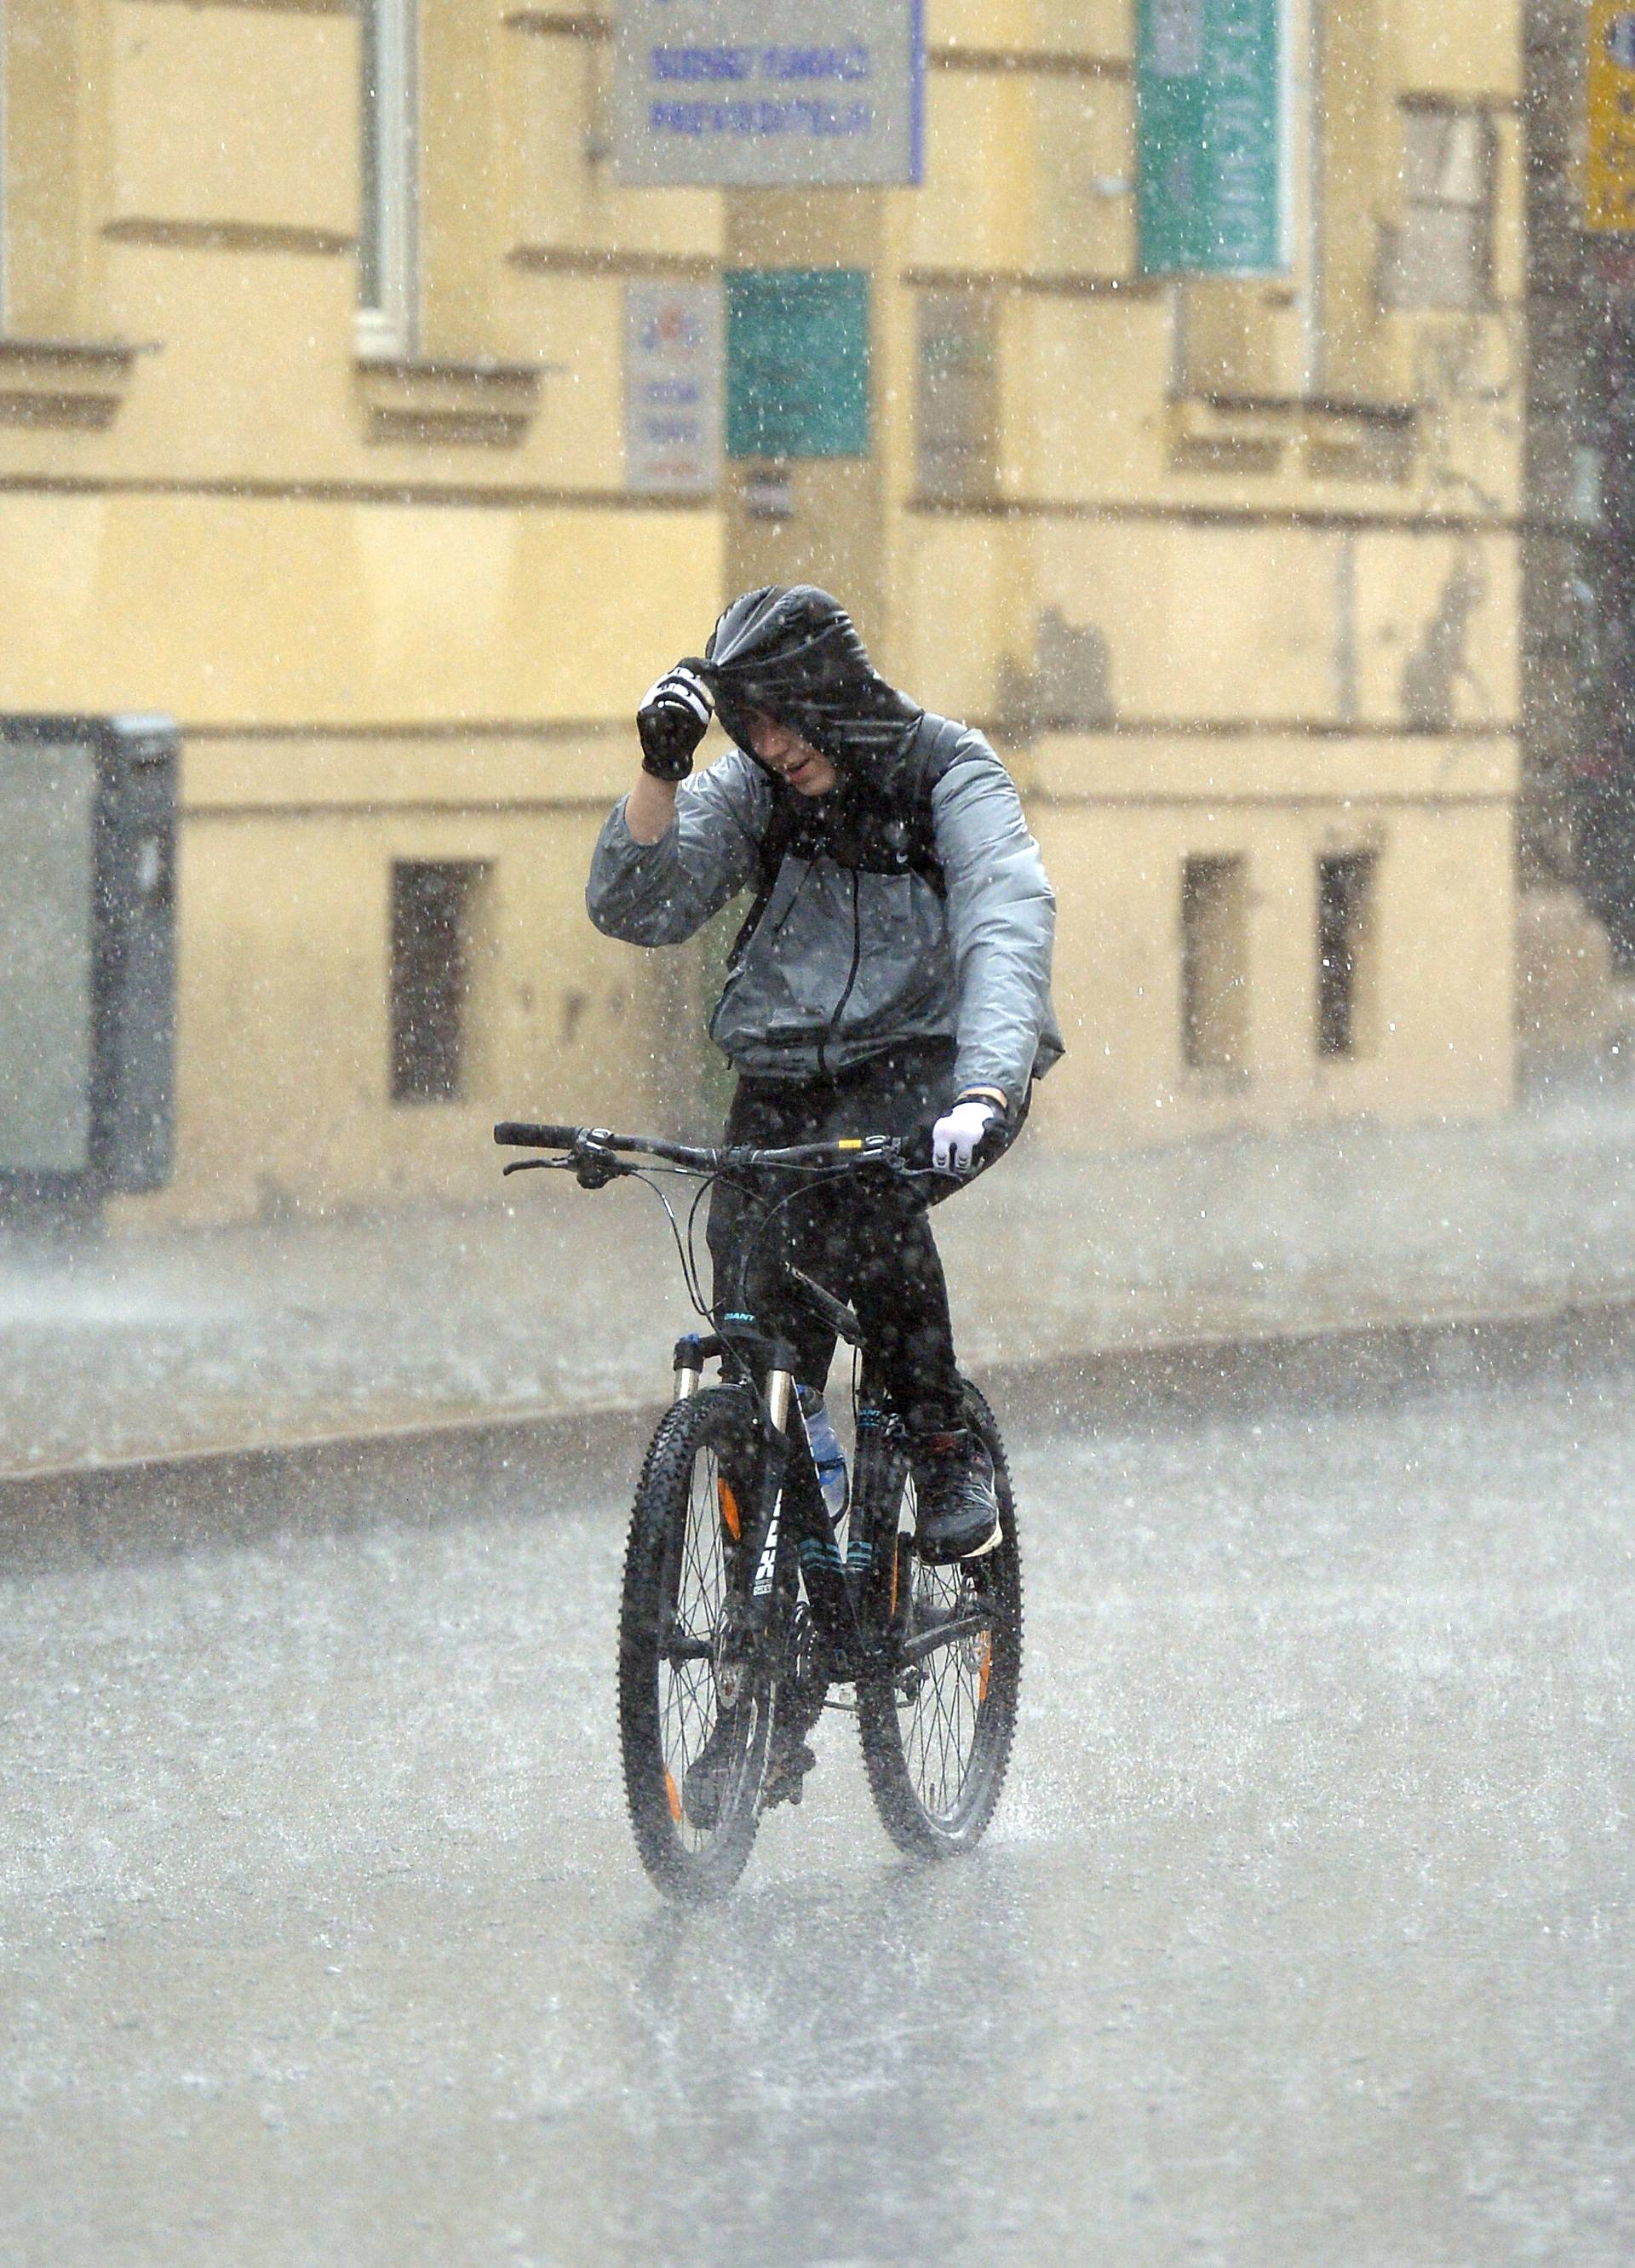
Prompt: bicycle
<box><xmin>494</xmin><ymin>1117</ymin><xmax>1024</xmax><ymax>1903</ymax></box>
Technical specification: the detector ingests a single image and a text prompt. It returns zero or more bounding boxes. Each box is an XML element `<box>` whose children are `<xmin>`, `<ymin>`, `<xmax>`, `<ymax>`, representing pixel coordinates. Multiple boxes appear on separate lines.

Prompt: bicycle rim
<box><xmin>858</xmin><ymin>1387</ymin><xmax>1023</xmax><ymax>1857</ymax></box>
<box><xmin>617</xmin><ymin>1390</ymin><xmax>772</xmax><ymax>1901</ymax></box>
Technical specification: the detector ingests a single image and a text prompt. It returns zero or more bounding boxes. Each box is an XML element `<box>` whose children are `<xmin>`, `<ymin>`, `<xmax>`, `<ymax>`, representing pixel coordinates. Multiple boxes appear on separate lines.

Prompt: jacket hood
<box><xmin>698</xmin><ymin>585</ymin><xmax>921</xmax><ymax>792</ymax></box>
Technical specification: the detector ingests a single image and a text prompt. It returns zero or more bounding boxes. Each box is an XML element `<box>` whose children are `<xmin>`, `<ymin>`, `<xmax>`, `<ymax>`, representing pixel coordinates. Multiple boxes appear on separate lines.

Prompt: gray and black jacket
<box><xmin>587</xmin><ymin>710</ymin><xmax>1062</xmax><ymax>1105</ymax></box>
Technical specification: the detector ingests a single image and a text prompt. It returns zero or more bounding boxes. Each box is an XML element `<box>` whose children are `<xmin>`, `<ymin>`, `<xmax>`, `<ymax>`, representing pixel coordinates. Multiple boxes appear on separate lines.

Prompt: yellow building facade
<box><xmin>0</xmin><ymin>0</ymin><xmax>1521</xmax><ymax>1217</ymax></box>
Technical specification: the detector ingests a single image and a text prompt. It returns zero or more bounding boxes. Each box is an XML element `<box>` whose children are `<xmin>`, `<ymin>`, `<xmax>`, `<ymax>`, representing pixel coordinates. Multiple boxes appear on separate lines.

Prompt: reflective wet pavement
<box><xmin>3</xmin><ymin>1358</ymin><xmax>1632</xmax><ymax>2265</ymax></box>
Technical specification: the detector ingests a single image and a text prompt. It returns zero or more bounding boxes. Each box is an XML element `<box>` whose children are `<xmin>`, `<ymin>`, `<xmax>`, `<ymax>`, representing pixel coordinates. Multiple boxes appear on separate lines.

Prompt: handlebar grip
<box><xmin>493</xmin><ymin>1121</ymin><xmax>583</xmax><ymax>1150</ymax></box>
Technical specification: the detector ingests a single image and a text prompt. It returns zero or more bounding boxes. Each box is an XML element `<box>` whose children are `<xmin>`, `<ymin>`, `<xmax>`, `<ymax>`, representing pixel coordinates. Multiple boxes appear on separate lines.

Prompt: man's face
<box><xmin>743</xmin><ymin>710</ymin><xmax>839</xmax><ymax>797</ymax></box>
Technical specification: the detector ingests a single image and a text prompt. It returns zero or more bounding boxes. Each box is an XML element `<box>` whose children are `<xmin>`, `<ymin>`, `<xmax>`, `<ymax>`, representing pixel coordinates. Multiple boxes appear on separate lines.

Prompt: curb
<box><xmin>3</xmin><ymin>1292</ymin><xmax>1630</xmax><ymax>1571</ymax></box>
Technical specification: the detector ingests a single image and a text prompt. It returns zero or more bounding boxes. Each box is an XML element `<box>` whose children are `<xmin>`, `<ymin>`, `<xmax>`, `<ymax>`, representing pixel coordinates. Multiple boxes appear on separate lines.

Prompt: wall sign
<box><xmin>613</xmin><ymin>0</ymin><xmax>924</xmax><ymax>187</ymax></box>
<box><xmin>726</xmin><ymin>271</ymin><xmax>869</xmax><ymax>460</ymax></box>
<box><xmin>623</xmin><ymin>281</ymin><xmax>724</xmax><ymax>495</ymax></box>
<box><xmin>1588</xmin><ymin>3</ymin><xmax>1635</xmax><ymax>231</ymax></box>
<box><xmin>1135</xmin><ymin>0</ymin><xmax>1287</xmax><ymax>276</ymax></box>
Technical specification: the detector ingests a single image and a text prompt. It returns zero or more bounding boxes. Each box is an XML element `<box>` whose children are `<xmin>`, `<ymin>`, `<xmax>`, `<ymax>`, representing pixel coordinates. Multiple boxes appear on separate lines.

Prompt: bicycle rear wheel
<box><xmin>617</xmin><ymin>1387</ymin><xmax>773</xmax><ymax>1901</ymax></box>
<box><xmin>858</xmin><ymin>1385</ymin><xmax>1023</xmax><ymax>1857</ymax></box>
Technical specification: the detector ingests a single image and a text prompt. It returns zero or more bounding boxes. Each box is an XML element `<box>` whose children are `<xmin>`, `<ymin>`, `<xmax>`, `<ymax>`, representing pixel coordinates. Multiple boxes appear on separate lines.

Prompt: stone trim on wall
<box><xmin>354</xmin><ymin>355</ymin><xmax>544</xmax><ymax>447</ymax></box>
<box><xmin>102</xmin><ymin>219</ymin><xmax>353</xmax><ymax>256</ymax></box>
<box><xmin>0</xmin><ymin>338</ymin><xmax>137</xmax><ymax>429</ymax></box>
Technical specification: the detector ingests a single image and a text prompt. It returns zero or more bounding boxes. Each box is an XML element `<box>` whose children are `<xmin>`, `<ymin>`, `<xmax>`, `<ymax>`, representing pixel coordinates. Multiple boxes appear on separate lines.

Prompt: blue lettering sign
<box><xmin>648</xmin><ymin>98</ymin><xmax>874</xmax><ymax>137</ymax></box>
<box><xmin>760</xmin><ymin>45</ymin><xmax>873</xmax><ymax>82</ymax></box>
<box><xmin>617</xmin><ymin>1</ymin><xmax>922</xmax><ymax>186</ymax></box>
<box><xmin>651</xmin><ymin>46</ymin><xmax>755</xmax><ymax>82</ymax></box>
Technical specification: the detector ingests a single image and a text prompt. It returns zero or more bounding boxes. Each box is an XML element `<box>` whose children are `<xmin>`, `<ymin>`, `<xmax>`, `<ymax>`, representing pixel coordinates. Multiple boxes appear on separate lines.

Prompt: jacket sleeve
<box><xmin>932</xmin><ymin>747</ymin><xmax>1058</xmax><ymax>1105</ymax></box>
<box><xmin>586</xmin><ymin>751</ymin><xmax>772</xmax><ymax>945</ymax></box>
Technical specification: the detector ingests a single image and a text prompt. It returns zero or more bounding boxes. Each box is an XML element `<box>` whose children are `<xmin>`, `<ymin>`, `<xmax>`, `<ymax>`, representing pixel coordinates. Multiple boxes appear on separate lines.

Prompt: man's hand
<box><xmin>931</xmin><ymin>1092</ymin><xmax>1006</xmax><ymax>1174</ymax></box>
<box><xmin>638</xmin><ymin>662</ymin><xmax>713</xmax><ymax>781</ymax></box>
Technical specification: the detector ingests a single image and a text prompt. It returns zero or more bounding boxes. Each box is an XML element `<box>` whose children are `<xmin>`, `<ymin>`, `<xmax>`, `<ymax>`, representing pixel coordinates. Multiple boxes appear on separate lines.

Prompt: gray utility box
<box><xmin>0</xmin><ymin>715</ymin><xmax>177</xmax><ymax>1200</ymax></box>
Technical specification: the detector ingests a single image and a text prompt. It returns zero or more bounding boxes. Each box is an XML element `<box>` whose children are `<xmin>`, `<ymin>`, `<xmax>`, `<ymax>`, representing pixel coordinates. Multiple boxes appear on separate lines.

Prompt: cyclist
<box><xmin>587</xmin><ymin>583</ymin><xmax>1061</xmax><ymax>1565</ymax></box>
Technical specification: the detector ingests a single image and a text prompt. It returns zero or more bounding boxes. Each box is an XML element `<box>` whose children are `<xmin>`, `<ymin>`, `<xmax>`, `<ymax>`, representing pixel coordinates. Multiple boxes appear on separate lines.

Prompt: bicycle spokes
<box><xmin>856</xmin><ymin>1387</ymin><xmax>1022</xmax><ymax>1858</ymax></box>
<box><xmin>657</xmin><ymin>1445</ymin><xmax>734</xmax><ymax>1848</ymax></box>
<box><xmin>899</xmin><ymin>1564</ymin><xmax>992</xmax><ymax>1820</ymax></box>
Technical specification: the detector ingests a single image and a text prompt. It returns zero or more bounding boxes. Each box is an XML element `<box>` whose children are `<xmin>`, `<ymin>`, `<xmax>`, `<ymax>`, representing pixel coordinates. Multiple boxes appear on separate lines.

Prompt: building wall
<box><xmin>733</xmin><ymin>0</ymin><xmax>1525</xmax><ymax>1151</ymax></box>
<box><xmin>0</xmin><ymin>0</ymin><xmax>1523</xmax><ymax>1218</ymax></box>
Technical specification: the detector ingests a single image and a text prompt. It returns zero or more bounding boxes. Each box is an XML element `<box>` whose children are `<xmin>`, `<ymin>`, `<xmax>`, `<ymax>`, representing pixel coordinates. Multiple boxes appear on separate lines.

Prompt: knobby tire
<box><xmin>617</xmin><ymin>1387</ymin><xmax>773</xmax><ymax>1903</ymax></box>
<box><xmin>857</xmin><ymin>1384</ymin><xmax>1023</xmax><ymax>1857</ymax></box>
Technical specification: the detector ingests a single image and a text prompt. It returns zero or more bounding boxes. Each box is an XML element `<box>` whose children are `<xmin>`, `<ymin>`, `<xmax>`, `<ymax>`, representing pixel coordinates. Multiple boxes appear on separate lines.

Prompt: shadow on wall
<box><xmin>997</xmin><ymin>608</ymin><xmax>1116</xmax><ymax>734</ymax></box>
<box><xmin>1400</xmin><ymin>543</ymin><xmax>1488</xmax><ymax>730</ymax></box>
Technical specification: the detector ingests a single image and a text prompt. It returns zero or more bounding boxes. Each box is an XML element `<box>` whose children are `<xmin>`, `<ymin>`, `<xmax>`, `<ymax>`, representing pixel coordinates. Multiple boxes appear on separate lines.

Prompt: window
<box><xmin>359</xmin><ymin>0</ymin><xmax>418</xmax><ymax>357</ymax></box>
<box><xmin>1316</xmin><ymin>853</ymin><xmax>1379</xmax><ymax>1060</ymax></box>
<box><xmin>1378</xmin><ymin>106</ymin><xmax>1495</xmax><ymax>313</ymax></box>
<box><xmin>915</xmin><ymin>290</ymin><xmax>998</xmax><ymax>504</ymax></box>
<box><xmin>1180</xmin><ymin>856</ymin><xmax>1249</xmax><ymax>1072</ymax></box>
<box><xmin>390</xmin><ymin>861</ymin><xmax>488</xmax><ymax>1103</ymax></box>
<box><xmin>0</xmin><ymin>17</ymin><xmax>8</xmax><ymax>332</ymax></box>
<box><xmin>0</xmin><ymin>14</ymin><xmax>9</xmax><ymax>336</ymax></box>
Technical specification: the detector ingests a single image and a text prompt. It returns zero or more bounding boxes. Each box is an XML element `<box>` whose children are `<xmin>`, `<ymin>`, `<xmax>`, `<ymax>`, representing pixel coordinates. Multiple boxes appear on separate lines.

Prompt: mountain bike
<box><xmin>495</xmin><ymin>1117</ymin><xmax>1023</xmax><ymax>1903</ymax></box>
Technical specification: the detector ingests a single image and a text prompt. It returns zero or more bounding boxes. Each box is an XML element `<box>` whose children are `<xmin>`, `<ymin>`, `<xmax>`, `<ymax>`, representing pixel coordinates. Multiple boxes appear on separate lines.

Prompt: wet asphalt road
<box><xmin>3</xmin><ymin>1364</ymin><xmax>1634</xmax><ymax>2268</ymax></box>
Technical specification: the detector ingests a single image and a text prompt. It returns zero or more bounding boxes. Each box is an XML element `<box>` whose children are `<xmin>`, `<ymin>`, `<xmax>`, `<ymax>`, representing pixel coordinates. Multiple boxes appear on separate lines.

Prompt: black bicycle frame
<box><xmin>670</xmin><ymin>1270</ymin><xmax>904</xmax><ymax>1685</ymax></box>
<box><xmin>493</xmin><ymin>1116</ymin><xmax>997</xmax><ymax>1681</ymax></box>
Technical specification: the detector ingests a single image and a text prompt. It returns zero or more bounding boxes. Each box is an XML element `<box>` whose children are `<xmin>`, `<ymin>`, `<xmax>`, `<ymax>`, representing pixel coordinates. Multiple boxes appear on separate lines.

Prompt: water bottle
<box><xmin>797</xmin><ymin>1386</ymin><xmax>849</xmax><ymax>1524</ymax></box>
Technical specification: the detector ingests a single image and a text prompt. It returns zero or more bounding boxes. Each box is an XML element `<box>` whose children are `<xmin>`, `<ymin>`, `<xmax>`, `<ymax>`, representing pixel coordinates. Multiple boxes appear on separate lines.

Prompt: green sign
<box><xmin>1136</xmin><ymin>0</ymin><xmax>1286</xmax><ymax>276</ymax></box>
<box><xmin>726</xmin><ymin>270</ymin><xmax>869</xmax><ymax>458</ymax></box>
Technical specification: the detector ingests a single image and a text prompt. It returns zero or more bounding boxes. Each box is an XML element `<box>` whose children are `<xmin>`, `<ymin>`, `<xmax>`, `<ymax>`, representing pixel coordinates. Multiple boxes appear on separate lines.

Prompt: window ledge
<box><xmin>1180</xmin><ymin>1062</ymin><xmax>1254</xmax><ymax>1093</ymax></box>
<box><xmin>0</xmin><ymin>337</ymin><xmax>138</xmax><ymax>431</ymax></box>
<box><xmin>1171</xmin><ymin>392</ymin><xmax>1418</xmax><ymax>479</ymax></box>
<box><xmin>355</xmin><ymin>355</ymin><xmax>543</xmax><ymax>448</ymax></box>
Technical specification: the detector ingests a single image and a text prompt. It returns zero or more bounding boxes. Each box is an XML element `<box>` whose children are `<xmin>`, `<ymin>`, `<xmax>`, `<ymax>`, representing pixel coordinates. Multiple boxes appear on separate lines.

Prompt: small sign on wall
<box><xmin>1135</xmin><ymin>0</ymin><xmax>1287</xmax><ymax>275</ymax></box>
<box><xmin>726</xmin><ymin>271</ymin><xmax>870</xmax><ymax>459</ymax></box>
<box><xmin>1588</xmin><ymin>3</ymin><xmax>1635</xmax><ymax>230</ymax></box>
<box><xmin>612</xmin><ymin>0</ymin><xmax>924</xmax><ymax>188</ymax></box>
<box><xmin>623</xmin><ymin>281</ymin><xmax>724</xmax><ymax>495</ymax></box>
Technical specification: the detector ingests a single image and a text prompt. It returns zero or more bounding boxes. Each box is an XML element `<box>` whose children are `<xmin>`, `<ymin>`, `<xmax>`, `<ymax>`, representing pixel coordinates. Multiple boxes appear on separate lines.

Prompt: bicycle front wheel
<box><xmin>617</xmin><ymin>1387</ymin><xmax>773</xmax><ymax>1902</ymax></box>
<box><xmin>858</xmin><ymin>1385</ymin><xmax>1023</xmax><ymax>1858</ymax></box>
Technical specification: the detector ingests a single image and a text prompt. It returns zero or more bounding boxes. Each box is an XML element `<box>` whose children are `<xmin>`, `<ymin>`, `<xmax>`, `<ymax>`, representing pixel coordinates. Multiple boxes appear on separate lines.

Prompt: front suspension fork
<box><xmin>674</xmin><ymin>1329</ymin><xmax>799</xmax><ymax>1685</ymax></box>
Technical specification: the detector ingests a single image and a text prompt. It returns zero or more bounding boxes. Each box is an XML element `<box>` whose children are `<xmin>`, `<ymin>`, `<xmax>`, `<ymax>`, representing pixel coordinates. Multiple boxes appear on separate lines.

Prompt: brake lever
<box><xmin>572</xmin><ymin>1141</ymin><xmax>635</xmax><ymax>1190</ymax></box>
<box><xmin>501</xmin><ymin>1146</ymin><xmax>634</xmax><ymax>1187</ymax></box>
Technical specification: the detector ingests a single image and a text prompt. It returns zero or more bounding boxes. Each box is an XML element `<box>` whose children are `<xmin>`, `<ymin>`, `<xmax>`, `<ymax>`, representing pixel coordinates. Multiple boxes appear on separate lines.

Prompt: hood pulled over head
<box><xmin>699</xmin><ymin>585</ymin><xmax>921</xmax><ymax>790</ymax></box>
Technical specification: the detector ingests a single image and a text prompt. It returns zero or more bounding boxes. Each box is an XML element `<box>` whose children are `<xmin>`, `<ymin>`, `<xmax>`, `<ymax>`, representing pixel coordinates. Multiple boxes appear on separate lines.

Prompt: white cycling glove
<box><xmin>931</xmin><ymin>1097</ymin><xmax>1001</xmax><ymax>1174</ymax></box>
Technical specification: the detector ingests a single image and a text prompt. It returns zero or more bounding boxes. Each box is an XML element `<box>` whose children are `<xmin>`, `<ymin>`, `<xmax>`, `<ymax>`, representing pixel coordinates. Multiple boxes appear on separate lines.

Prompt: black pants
<box><xmin>706</xmin><ymin>1039</ymin><xmax>1024</xmax><ymax>1435</ymax></box>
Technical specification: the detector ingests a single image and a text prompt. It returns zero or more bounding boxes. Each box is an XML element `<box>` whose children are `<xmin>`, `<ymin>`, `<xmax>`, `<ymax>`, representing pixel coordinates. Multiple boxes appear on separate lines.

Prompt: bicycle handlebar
<box><xmin>493</xmin><ymin>1120</ymin><xmax>910</xmax><ymax>1174</ymax></box>
<box><xmin>493</xmin><ymin>1121</ymin><xmax>587</xmax><ymax>1152</ymax></box>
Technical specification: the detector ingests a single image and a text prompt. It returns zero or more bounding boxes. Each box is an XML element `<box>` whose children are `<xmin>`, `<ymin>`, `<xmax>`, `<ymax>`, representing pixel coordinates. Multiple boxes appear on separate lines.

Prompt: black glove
<box><xmin>637</xmin><ymin>660</ymin><xmax>713</xmax><ymax>781</ymax></box>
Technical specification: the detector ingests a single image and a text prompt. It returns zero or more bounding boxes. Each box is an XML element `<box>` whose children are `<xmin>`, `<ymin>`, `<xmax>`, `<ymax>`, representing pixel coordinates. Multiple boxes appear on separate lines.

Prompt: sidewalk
<box><xmin>3</xmin><ymin>1068</ymin><xmax>1634</xmax><ymax>1477</ymax></box>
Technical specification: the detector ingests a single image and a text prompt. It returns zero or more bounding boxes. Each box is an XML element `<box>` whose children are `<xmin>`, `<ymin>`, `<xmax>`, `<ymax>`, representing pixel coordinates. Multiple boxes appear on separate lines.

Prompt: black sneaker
<box><xmin>682</xmin><ymin>1708</ymin><xmax>817</xmax><ymax>1829</ymax></box>
<box><xmin>681</xmin><ymin>1704</ymin><xmax>748</xmax><ymax>1831</ymax></box>
<box><xmin>760</xmin><ymin>1727</ymin><xmax>818</xmax><ymax>1814</ymax></box>
<box><xmin>909</xmin><ymin>1428</ymin><xmax>1002</xmax><ymax>1564</ymax></box>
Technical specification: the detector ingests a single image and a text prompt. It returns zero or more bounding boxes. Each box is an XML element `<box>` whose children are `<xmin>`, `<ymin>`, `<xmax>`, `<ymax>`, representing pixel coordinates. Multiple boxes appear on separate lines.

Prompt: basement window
<box><xmin>1317</xmin><ymin>853</ymin><xmax>1379</xmax><ymax>1060</ymax></box>
<box><xmin>1180</xmin><ymin>855</ymin><xmax>1248</xmax><ymax>1071</ymax></box>
<box><xmin>390</xmin><ymin>860</ymin><xmax>488</xmax><ymax>1103</ymax></box>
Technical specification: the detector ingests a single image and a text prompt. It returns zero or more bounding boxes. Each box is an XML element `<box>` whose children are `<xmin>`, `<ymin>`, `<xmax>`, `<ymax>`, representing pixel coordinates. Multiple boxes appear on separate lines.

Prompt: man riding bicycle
<box><xmin>587</xmin><ymin>583</ymin><xmax>1061</xmax><ymax>1565</ymax></box>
